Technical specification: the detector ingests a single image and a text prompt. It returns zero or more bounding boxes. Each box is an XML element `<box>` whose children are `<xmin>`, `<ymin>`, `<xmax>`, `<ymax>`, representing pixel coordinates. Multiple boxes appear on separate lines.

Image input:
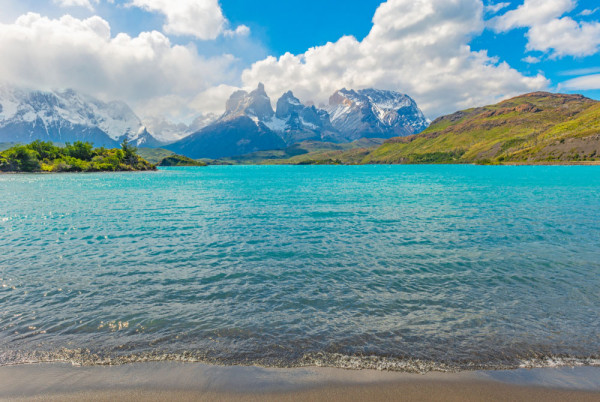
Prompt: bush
<box><xmin>65</xmin><ymin>141</ymin><xmax>95</xmax><ymax>161</ymax></box>
<box><xmin>27</xmin><ymin>140</ymin><xmax>61</xmax><ymax>161</ymax></box>
<box><xmin>1</xmin><ymin>146</ymin><xmax>41</xmax><ymax>172</ymax></box>
<box><xmin>0</xmin><ymin>141</ymin><xmax>155</xmax><ymax>173</ymax></box>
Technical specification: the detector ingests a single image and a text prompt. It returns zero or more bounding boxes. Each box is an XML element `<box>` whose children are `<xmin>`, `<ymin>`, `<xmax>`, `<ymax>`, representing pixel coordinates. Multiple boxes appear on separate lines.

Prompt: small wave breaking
<box><xmin>1</xmin><ymin>349</ymin><xmax>599</xmax><ymax>374</ymax></box>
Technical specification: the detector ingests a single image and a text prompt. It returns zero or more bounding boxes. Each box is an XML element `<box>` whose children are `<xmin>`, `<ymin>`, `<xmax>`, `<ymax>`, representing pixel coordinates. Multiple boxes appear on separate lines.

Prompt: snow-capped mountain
<box><xmin>221</xmin><ymin>83</ymin><xmax>275</xmax><ymax>123</ymax></box>
<box><xmin>169</xmin><ymin>84</ymin><xmax>431</xmax><ymax>159</ymax></box>
<box><xmin>270</xmin><ymin>91</ymin><xmax>337</xmax><ymax>144</ymax></box>
<box><xmin>326</xmin><ymin>88</ymin><xmax>429</xmax><ymax>141</ymax></box>
<box><xmin>215</xmin><ymin>84</ymin><xmax>335</xmax><ymax>144</ymax></box>
<box><xmin>166</xmin><ymin>84</ymin><xmax>285</xmax><ymax>159</ymax></box>
<box><xmin>0</xmin><ymin>86</ymin><xmax>162</xmax><ymax>147</ymax></box>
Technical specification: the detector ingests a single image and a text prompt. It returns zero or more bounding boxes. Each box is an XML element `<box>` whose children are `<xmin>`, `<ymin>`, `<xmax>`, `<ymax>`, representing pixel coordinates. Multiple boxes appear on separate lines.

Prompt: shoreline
<box><xmin>2</xmin><ymin>363</ymin><xmax>599</xmax><ymax>401</ymax></box>
<box><xmin>2</xmin><ymin>162</ymin><xmax>600</xmax><ymax>173</ymax></box>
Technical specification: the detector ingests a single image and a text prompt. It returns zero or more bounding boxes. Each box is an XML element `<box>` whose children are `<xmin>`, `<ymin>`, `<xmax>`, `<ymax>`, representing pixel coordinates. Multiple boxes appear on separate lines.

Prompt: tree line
<box><xmin>0</xmin><ymin>140</ymin><xmax>156</xmax><ymax>172</ymax></box>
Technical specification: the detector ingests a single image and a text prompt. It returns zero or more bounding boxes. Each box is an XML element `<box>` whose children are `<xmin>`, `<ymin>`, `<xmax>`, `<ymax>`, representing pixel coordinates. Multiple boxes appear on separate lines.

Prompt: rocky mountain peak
<box><xmin>329</xmin><ymin>89</ymin><xmax>360</xmax><ymax>108</ymax></box>
<box><xmin>326</xmin><ymin>88</ymin><xmax>429</xmax><ymax>141</ymax></box>
<box><xmin>222</xmin><ymin>83</ymin><xmax>274</xmax><ymax>122</ymax></box>
<box><xmin>275</xmin><ymin>91</ymin><xmax>304</xmax><ymax>119</ymax></box>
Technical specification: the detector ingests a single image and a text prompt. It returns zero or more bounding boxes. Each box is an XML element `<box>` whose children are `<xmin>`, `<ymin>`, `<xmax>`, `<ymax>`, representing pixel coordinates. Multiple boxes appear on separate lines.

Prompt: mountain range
<box><xmin>0</xmin><ymin>84</ymin><xmax>429</xmax><ymax>158</ymax></box>
<box><xmin>0</xmin><ymin>85</ymin><xmax>161</xmax><ymax>148</ymax></box>
<box><xmin>1</xmin><ymin>85</ymin><xmax>597</xmax><ymax>165</ymax></box>
<box><xmin>241</xmin><ymin>92</ymin><xmax>599</xmax><ymax>165</ymax></box>
<box><xmin>166</xmin><ymin>84</ymin><xmax>429</xmax><ymax>158</ymax></box>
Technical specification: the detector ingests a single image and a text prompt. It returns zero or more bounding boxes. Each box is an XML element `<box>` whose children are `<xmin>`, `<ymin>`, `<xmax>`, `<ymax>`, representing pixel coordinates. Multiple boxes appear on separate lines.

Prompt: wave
<box><xmin>2</xmin><ymin>349</ymin><xmax>599</xmax><ymax>373</ymax></box>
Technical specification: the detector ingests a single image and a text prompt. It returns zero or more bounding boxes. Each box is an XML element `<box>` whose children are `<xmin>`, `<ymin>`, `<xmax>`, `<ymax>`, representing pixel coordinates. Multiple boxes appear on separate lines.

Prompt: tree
<box><xmin>65</xmin><ymin>141</ymin><xmax>95</xmax><ymax>161</ymax></box>
<box><xmin>2</xmin><ymin>146</ymin><xmax>41</xmax><ymax>172</ymax></box>
<box><xmin>27</xmin><ymin>140</ymin><xmax>60</xmax><ymax>161</ymax></box>
<box><xmin>121</xmin><ymin>139</ymin><xmax>138</xmax><ymax>166</ymax></box>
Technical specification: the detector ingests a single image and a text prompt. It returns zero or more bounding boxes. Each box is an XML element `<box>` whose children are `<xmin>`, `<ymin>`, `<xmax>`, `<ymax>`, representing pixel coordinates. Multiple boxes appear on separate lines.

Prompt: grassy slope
<box><xmin>137</xmin><ymin>148</ymin><xmax>175</xmax><ymax>164</ymax></box>
<box><xmin>217</xmin><ymin>138</ymin><xmax>385</xmax><ymax>165</ymax></box>
<box><xmin>159</xmin><ymin>155</ymin><xmax>207</xmax><ymax>167</ymax></box>
<box><xmin>363</xmin><ymin>92</ymin><xmax>600</xmax><ymax>164</ymax></box>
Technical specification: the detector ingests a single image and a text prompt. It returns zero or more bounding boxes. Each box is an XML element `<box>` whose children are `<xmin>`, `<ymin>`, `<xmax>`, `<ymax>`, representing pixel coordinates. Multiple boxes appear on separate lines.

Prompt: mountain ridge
<box><xmin>0</xmin><ymin>86</ymin><xmax>163</xmax><ymax>148</ymax></box>
<box><xmin>167</xmin><ymin>84</ymin><xmax>429</xmax><ymax>158</ymax></box>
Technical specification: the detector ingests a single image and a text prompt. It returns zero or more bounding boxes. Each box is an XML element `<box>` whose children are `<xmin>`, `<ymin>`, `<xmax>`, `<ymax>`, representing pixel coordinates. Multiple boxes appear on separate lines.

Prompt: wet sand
<box><xmin>1</xmin><ymin>363</ymin><xmax>599</xmax><ymax>401</ymax></box>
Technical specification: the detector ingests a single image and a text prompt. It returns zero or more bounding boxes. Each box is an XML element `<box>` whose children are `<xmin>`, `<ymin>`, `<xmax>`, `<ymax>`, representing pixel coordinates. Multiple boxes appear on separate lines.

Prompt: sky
<box><xmin>0</xmin><ymin>0</ymin><xmax>599</xmax><ymax>129</ymax></box>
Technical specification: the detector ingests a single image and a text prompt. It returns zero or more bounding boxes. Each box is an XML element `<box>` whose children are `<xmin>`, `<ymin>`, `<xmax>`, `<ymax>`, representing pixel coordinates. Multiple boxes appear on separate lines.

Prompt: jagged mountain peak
<box><xmin>275</xmin><ymin>91</ymin><xmax>304</xmax><ymax>119</ymax></box>
<box><xmin>167</xmin><ymin>85</ymin><xmax>429</xmax><ymax>159</ymax></box>
<box><xmin>222</xmin><ymin>83</ymin><xmax>274</xmax><ymax>122</ymax></box>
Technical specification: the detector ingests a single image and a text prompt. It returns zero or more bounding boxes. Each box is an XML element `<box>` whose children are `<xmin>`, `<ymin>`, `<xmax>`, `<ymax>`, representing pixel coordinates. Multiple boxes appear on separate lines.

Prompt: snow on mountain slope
<box><xmin>0</xmin><ymin>86</ymin><xmax>162</xmax><ymax>147</ymax></box>
<box><xmin>167</xmin><ymin>84</ymin><xmax>431</xmax><ymax>159</ymax></box>
<box><xmin>271</xmin><ymin>91</ymin><xmax>336</xmax><ymax>143</ymax></box>
<box><xmin>326</xmin><ymin>88</ymin><xmax>429</xmax><ymax>141</ymax></box>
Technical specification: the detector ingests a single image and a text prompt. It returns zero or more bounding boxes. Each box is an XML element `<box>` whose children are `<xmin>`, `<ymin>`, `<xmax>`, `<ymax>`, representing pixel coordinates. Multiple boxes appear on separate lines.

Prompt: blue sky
<box><xmin>0</xmin><ymin>0</ymin><xmax>599</xmax><ymax>125</ymax></box>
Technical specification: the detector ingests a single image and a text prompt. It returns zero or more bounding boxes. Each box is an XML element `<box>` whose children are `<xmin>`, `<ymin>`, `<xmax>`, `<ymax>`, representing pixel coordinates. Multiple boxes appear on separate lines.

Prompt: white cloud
<box><xmin>0</xmin><ymin>13</ymin><xmax>237</xmax><ymax>119</ymax></box>
<box><xmin>491</xmin><ymin>0</ymin><xmax>600</xmax><ymax>57</ymax></box>
<box><xmin>53</xmin><ymin>0</ymin><xmax>98</xmax><ymax>11</ymax></box>
<box><xmin>240</xmin><ymin>0</ymin><xmax>547</xmax><ymax>119</ymax></box>
<box><xmin>522</xmin><ymin>55</ymin><xmax>541</xmax><ymax>63</ymax></box>
<box><xmin>485</xmin><ymin>2</ymin><xmax>511</xmax><ymax>15</ymax></box>
<box><xmin>526</xmin><ymin>17</ymin><xmax>600</xmax><ymax>57</ymax></box>
<box><xmin>137</xmin><ymin>84</ymin><xmax>238</xmax><ymax>123</ymax></box>
<box><xmin>559</xmin><ymin>66</ymin><xmax>600</xmax><ymax>76</ymax></box>
<box><xmin>491</xmin><ymin>0</ymin><xmax>574</xmax><ymax>30</ymax></box>
<box><xmin>578</xmin><ymin>8</ymin><xmax>598</xmax><ymax>17</ymax></box>
<box><xmin>560</xmin><ymin>73</ymin><xmax>600</xmax><ymax>90</ymax></box>
<box><xmin>224</xmin><ymin>24</ymin><xmax>250</xmax><ymax>38</ymax></box>
<box><xmin>128</xmin><ymin>0</ymin><xmax>249</xmax><ymax>40</ymax></box>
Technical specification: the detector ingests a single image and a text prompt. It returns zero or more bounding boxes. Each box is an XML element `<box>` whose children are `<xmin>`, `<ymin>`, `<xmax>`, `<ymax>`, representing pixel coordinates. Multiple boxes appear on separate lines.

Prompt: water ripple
<box><xmin>0</xmin><ymin>165</ymin><xmax>599</xmax><ymax>370</ymax></box>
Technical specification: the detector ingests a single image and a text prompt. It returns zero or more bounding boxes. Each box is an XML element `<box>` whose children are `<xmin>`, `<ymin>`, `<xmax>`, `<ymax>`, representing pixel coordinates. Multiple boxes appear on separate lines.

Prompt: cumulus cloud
<box><xmin>491</xmin><ymin>0</ymin><xmax>600</xmax><ymax>57</ymax></box>
<box><xmin>53</xmin><ymin>0</ymin><xmax>98</xmax><ymax>11</ymax></box>
<box><xmin>240</xmin><ymin>0</ymin><xmax>547</xmax><ymax>119</ymax></box>
<box><xmin>129</xmin><ymin>0</ymin><xmax>249</xmax><ymax>40</ymax></box>
<box><xmin>0</xmin><ymin>13</ymin><xmax>237</xmax><ymax>118</ymax></box>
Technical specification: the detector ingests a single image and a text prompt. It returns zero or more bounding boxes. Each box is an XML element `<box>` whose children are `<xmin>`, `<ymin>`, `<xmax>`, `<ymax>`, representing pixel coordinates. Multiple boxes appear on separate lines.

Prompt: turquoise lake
<box><xmin>1</xmin><ymin>165</ymin><xmax>599</xmax><ymax>371</ymax></box>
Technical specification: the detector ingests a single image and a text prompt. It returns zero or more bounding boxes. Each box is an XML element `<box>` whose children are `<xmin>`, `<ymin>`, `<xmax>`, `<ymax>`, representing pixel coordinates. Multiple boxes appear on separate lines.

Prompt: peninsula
<box><xmin>0</xmin><ymin>140</ymin><xmax>156</xmax><ymax>172</ymax></box>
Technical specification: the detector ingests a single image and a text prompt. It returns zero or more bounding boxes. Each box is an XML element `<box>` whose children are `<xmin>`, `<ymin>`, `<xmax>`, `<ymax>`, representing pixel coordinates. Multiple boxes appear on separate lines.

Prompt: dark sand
<box><xmin>1</xmin><ymin>363</ymin><xmax>599</xmax><ymax>401</ymax></box>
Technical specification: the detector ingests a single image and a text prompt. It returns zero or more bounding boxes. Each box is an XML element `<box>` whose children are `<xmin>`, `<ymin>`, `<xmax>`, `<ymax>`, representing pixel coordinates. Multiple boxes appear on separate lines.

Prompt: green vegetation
<box><xmin>159</xmin><ymin>154</ymin><xmax>207</xmax><ymax>166</ymax></box>
<box><xmin>216</xmin><ymin>138</ymin><xmax>385</xmax><ymax>165</ymax></box>
<box><xmin>137</xmin><ymin>147</ymin><xmax>175</xmax><ymax>164</ymax></box>
<box><xmin>362</xmin><ymin>92</ymin><xmax>600</xmax><ymax>164</ymax></box>
<box><xmin>0</xmin><ymin>140</ymin><xmax>156</xmax><ymax>173</ymax></box>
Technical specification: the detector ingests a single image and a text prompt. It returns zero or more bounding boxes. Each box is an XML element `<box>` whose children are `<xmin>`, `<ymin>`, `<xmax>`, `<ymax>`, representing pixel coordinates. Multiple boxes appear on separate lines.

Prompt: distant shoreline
<box><xmin>2</xmin><ymin>161</ymin><xmax>599</xmax><ymax>172</ymax></box>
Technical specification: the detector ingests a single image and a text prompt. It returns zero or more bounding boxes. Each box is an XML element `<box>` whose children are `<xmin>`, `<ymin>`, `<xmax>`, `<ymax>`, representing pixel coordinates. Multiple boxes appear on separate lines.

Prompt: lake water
<box><xmin>1</xmin><ymin>165</ymin><xmax>599</xmax><ymax>372</ymax></box>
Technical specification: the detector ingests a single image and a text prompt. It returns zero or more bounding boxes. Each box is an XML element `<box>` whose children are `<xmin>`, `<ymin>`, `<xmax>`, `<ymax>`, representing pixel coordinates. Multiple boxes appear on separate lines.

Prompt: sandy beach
<box><xmin>1</xmin><ymin>363</ymin><xmax>599</xmax><ymax>401</ymax></box>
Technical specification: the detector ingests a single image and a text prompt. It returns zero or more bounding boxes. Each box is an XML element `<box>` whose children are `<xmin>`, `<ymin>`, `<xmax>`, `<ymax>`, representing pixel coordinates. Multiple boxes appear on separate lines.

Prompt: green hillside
<box><xmin>137</xmin><ymin>147</ymin><xmax>175</xmax><ymax>164</ymax></box>
<box><xmin>159</xmin><ymin>155</ymin><xmax>207</xmax><ymax>166</ymax></box>
<box><xmin>217</xmin><ymin>138</ymin><xmax>384</xmax><ymax>165</ymax></box>
<box><xmin>363</xmin><ymin>92</ymin><xmax>600</xmax><ymax>164</ymax></box>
